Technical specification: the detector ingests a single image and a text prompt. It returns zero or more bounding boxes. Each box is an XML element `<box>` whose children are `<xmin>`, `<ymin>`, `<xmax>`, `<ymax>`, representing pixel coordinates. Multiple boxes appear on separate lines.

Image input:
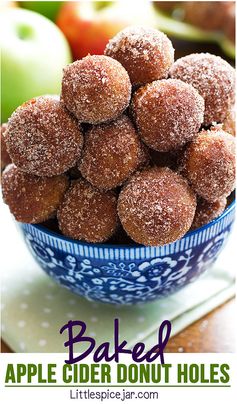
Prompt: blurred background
<box><xmin>1</xmin><ymin>0</ymin><xmax>236</xmax><ymax>123</ymax></box>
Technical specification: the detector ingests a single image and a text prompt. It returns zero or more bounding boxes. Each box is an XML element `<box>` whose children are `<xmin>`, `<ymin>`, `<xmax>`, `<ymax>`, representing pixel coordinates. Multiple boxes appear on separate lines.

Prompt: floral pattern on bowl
<box><xmin>19</xmin><ymin>201</ymin><xmax>235</xmax><ymax>305</ymax></box>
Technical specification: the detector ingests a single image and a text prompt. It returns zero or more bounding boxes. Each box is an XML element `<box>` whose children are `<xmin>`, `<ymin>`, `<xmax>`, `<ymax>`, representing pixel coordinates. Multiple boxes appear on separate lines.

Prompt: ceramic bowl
<box><xmin>18</xmin><ymin>201</ymin><xmax>235</xmax><ymax>305</ymax></box>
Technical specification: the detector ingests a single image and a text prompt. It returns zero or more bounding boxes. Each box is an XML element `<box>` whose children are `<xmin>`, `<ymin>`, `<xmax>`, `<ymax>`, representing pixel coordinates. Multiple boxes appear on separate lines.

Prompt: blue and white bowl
<box><xmin>19</xmin><ymin>201</ymin><xmax>235</xmax><ymax>305</ymax></box>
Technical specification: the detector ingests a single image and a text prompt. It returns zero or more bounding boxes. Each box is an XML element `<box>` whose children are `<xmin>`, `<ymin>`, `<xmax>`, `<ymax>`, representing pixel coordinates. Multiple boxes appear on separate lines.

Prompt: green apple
<box><xmin>20</xmin><ymin>1</ymin><xmax>62</xmax><ymax>21</ymax></box>
<box><xmin>0</xmin><ymin>8</ymin><xmax>72</xmax><ymax>123</ymax></box>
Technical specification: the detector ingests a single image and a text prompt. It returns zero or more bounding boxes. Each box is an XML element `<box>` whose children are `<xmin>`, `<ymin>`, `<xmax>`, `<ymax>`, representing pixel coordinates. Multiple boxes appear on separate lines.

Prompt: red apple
<box><xmin>56</xmin><ymin>1</ymin><xmax>156</xmax><ymax>60</ymax></box>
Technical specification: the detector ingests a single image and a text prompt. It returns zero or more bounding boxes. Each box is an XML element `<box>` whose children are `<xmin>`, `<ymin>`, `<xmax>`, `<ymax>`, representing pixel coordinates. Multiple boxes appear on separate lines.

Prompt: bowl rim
<box><xmin>28</xmin><ymin>199</ymin><xmax>235</xmax><ymax>249</ymax></box>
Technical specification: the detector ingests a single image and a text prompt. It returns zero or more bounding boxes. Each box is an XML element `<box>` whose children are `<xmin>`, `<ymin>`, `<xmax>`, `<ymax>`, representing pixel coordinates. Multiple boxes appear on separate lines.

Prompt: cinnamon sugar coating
<box><xmin>79</xmin><ymin>115</ymin><xmax>145</xmax><ymax>190</ymax></box>
<box><xmin>57</xmin><ymin>179</ymin><xmax>118</xmax><ymax>243</ymax></box>
<box><xmin>131</xmin><ymin>79</ymin><xmax>204</xmax><ymax>152</ymax></box>
<box><xmin>2</xmin><ymin>164</ymin><xmax>69</xmax><ymax>223</ymax></box>
<box><xmin>181</xmin><ymin>128</ymin><xmax>236</xmax><ymax>202</ymax></box>
<box><xmin>1</xmin><ymin>124</ymin><xmax>11</xmax><ymax>170</ymax></box>
<box><xmin>105</xmin><ymin>26</ymin><xmax>174</xmax><ymax>87</ymax></box>
<box><xmin>118</xmin><ymin>167</ymin><xmax>196</xmax><ymax>246</ymax></box>
<box><xmin>191</xmin><ymin>196</ymin><xmax>227</xmax><ymax>230</ymax></box>
<box><xmin>61</xmin><ymin>55</ymin><xmax>131</xmax><ymax>124</ymax></box>
<box><xmin>5</xmin><ymin>96</ymin><xmax>83</xmax><ymax>177</ymax></box>
<box><xmin>170</xmin><ymin>53</ymin><xmax>235</xmax><ymax>125</ymax></box>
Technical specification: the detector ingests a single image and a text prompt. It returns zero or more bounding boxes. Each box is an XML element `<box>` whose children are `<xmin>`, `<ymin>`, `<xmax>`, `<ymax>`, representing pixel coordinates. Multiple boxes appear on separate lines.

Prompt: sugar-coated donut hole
<box><xmin>170</xmin><ymin>53</ymin><xmax>235</xmax><ymax>125</ymax></box>
<box><xmin>131</xmin><ymin>79</ymin><xmax>204</xmax><ymax>152</ymax></box>
<box><xmin>61</xmin><ymin>55</ymin><xmax>132</xmax><ymax>124</ymax></box>
<box><xmin>105</xmin><ymin>26</ymin><xmax>174</xmax><ymax>87</ymax></box>
<box><xmin>118</xmin><ymin>166</ymin><xmax>197</xmax><ymax>246</ymax></box>
<box><xmin>5</xmin><ymin>95</ymin><xmax>84</xmax><ymax>177</ymax></box>
<box><xmin>181</xmin><ymin>128</ymin><xmax>236</xmax><ymax>202</ymax></box>
<box><xmin>2</xmin><ymin>164</ymin><xmax>69</xmax><ymax>223</ymax></box>
<box><xmin>79</xmin><ymin>115</ymin><xmax>147</xmax><ymax>190</ymax></box>
<box><xmin>57</xmin><ymin>179</ymin><xmax>118</xmax><ymax>243</ymax></box>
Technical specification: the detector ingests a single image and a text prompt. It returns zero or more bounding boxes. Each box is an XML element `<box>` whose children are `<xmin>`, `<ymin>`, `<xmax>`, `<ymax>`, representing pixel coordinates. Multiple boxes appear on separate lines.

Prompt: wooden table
<box><xmin>1</xmin><ymin>298</ymin><xmax>235</xmax><ymax>353</ymax></box>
